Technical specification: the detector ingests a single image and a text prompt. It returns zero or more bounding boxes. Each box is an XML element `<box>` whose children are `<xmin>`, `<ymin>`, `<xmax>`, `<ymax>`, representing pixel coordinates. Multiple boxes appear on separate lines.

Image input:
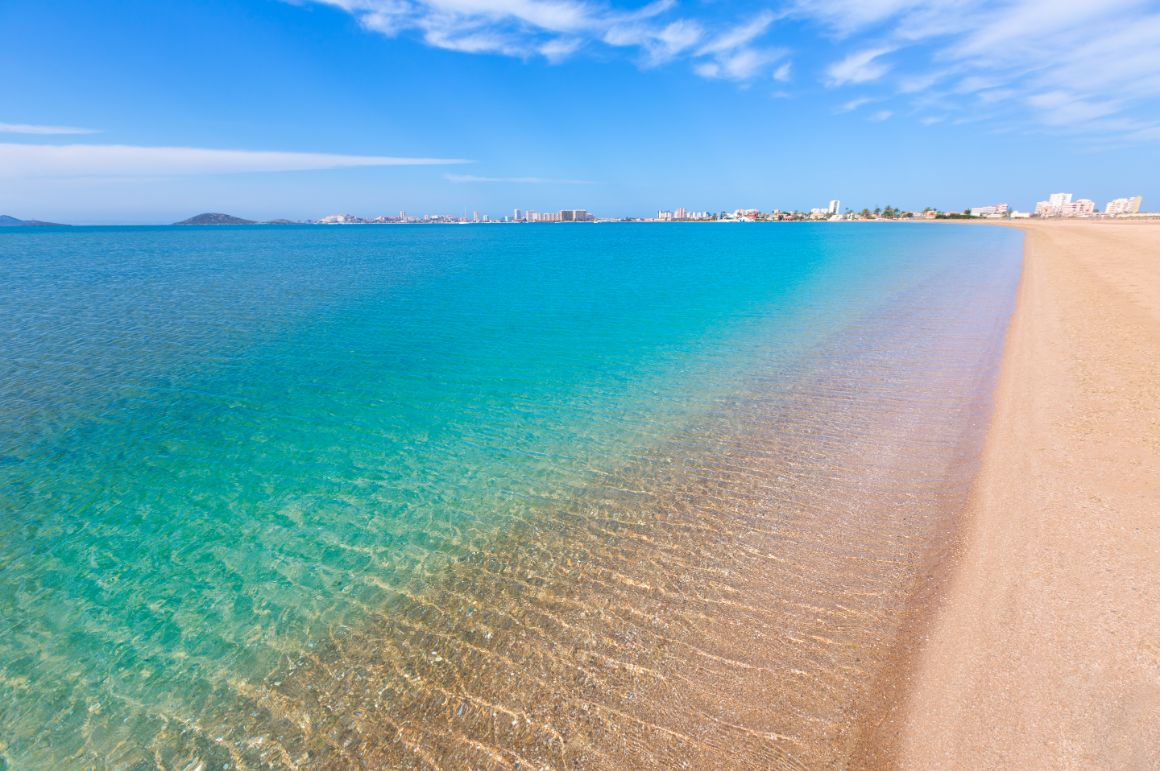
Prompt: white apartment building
<box><xmin>1105</xmin><ymin>196</ymin><xmax>1143</xmax><ymax>216</ymax></box>
<box><xmin>1035</xmin><ymin>192</ymin><xmax>1073</xmax><ymax>217</ymax></box>
<box><xmin>1060</xmin><ymin>199</ymin><xmax>1095</xmax><ymax>217</ymax></box>
<box><xmin>828</xmin><ymin>199</ymin><xmax>841</xmax><ymax>215</ymax></box>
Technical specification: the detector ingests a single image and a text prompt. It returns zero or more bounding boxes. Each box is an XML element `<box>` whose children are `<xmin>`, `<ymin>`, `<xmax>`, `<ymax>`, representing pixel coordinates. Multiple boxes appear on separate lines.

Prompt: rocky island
<box><xmin>173</xmin><ymin>213</ymin><xmax>257</xmax><ymax>225</ymax></box>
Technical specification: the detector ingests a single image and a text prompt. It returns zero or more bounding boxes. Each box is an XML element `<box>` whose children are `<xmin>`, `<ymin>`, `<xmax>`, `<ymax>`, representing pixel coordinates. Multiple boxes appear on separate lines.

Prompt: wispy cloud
<box><xmin>870</xmin><ymin>109</ymin><xmax>893</xmax><ymax>121</ymax></box>
<box><xmin>445</xmin><ymin>173</ymin><xmax>593</xmax><ymax>184</ymax></box>
<box><xmin>691</xmin><ymin>11</ymin><xmax>787</xmax><ymax>82</ymax></box>
<box><xmin>0</xmin><ymin>122</ymin><xmax>100</xmax><ymax>135</ymax></box>
<box><xmin>303</xmin><ymin>0</ymin><xmax>787</xmax><ymax>82</ymax></box>
<box><xmin>0</xmin><ymin>143</ymin><xmax>468</xmax><ymax>178</ymax></box>
<box><xmin>800</xmin><ymin>0</ymin><xmax>1160</xmax><ymax>140</ymax></box>
<box><xmin>825</xmin><ymin>46</ymin><xmax>894</xmax><ymax>86</ymax></box>
<box><xmin>789</xmin><ymin>0</ymin><xmax>926</xmax><ymax>38</ymax></box>
<box><xmin>838</xmin><ymin>96</ymin><xmax>873</xmax><ymax>112</ymax></box>
<box><xmin>304</xmin><ymin>0</ymin><xmax>1159</xmax><ymax>140</ymax></box>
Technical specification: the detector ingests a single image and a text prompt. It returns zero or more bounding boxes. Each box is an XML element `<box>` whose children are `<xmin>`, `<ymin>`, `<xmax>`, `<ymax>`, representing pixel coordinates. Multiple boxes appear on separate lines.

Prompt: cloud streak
<box><xmin>0</xmin><ymin>123</ymin><xmax>100</xmax><ymax>135</ymax></box>
<box><xmin>825</xmin><ymin>46</ymin><xmax>894</xmax><ymax>86</ymax></box>
<box><xmin>445</xmin><ymin>173</ymin><xmax>593</xmax><ymax>184</ymax></box>
<box><xmin>0</xmin><ymin>143</ymin><xmax>469</xmax><ymax>178</ymax></box>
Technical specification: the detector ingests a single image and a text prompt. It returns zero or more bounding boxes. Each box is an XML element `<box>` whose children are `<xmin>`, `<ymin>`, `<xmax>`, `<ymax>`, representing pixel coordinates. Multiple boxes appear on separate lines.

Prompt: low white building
<box><xmin>970</xmin><ymin>203</ymin><xmax>1010</xmax><ymax>218</ymax></box>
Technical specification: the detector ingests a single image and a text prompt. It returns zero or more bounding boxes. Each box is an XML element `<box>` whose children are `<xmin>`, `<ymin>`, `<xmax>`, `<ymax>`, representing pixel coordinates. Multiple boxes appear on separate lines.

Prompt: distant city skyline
<box><xmin>2</xmin><ymin>0</ymin><xmax>1158</xmax><ymax>223</ymax></box>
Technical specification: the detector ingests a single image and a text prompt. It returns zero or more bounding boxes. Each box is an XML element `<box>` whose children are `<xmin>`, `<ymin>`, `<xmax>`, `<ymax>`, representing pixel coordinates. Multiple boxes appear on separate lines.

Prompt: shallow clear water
<box><xmin>0</xmin><ymin>223</ymin><xmax>1021</xmax><ymax>767</ymax></box>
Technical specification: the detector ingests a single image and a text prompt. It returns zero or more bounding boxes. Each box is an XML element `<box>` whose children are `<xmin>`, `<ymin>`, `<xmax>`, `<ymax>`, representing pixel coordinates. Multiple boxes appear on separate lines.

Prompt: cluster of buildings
<box><xmin>653</xmin><ymin>201</ymin><xmax>844</xmax><ymax>222</ymax></box>
<box><xmin>317</xmin><ymin>209</ymin><xmax>595</xmax><ymax>224</ymax></box>
<box><xmin>1033</xmin><ymin>193</ymin><xmax>1094</xmax><ymax>218</ymax></box>
<box><xmin>1032</xmin><ymin>193</ymin><xmax>1144</xmax><ymax>218</ymax></box>
<box><xmin>808</xmin><ymin>200</ymin><xmax>842</xmax><ymax>219</ymax></box>
<box><xmin>515</xmin><ymin>209</ymin><xmax>593</xmax><ymax>222</ymax></box>
<box><xmin>315</xmin><ymin>193</ymin><xmax>1147</xmax><ymax>225</ymax></box>
<box><xmin>656</xmin><ymin>208</ymin><xmax>713</xmax><ymax>221</ymax></box>
<box><xmin>1103</xmin><ymin>196</ymin><xmax>1144</xmax><ymax>216</ymax></box>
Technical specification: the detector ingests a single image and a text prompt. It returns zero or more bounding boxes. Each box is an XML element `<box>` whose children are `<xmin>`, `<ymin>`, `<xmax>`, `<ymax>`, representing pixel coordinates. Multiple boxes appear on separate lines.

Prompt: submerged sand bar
<box><xmin>900</xmin><ymin>222</ymin><xmax>1160</xmax><ymax>767</ymax></box>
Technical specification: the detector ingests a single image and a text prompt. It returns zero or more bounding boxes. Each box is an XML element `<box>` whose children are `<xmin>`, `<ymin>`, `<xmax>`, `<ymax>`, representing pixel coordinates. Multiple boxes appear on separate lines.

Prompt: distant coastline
<box><xmin>0</xmin><ymin>214</ymin><xmax>68</xmax><ymax>227</ymax></box>
<box><xmin>7</xmin><ymin>200</ymin><xmax>1157</xmax><ymax>229</ymax></box>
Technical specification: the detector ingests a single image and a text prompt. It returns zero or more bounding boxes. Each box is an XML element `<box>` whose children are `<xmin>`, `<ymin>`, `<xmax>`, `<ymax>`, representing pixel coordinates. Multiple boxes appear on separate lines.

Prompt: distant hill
<box><xmin>0</xmin><ymin>214</ymin><xmax>68</xmax><ymax>227</ymax></box>
<box><xmin>174</xmin><ymin>212</ymin><xmax>256</xmax><ymax>225</ymax></box>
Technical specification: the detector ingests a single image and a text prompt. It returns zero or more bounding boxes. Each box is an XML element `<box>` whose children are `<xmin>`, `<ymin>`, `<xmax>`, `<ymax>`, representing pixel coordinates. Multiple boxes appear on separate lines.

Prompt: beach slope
<box><xmin>900</xmin><ymin>222</ymin><xmax>1160</xmax><ymax>767</ymax></box>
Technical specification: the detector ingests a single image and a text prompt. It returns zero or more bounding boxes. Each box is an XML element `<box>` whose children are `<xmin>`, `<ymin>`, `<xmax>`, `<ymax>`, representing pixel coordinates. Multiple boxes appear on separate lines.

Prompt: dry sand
<box><xmin>898</xmin><ymin>221</ymin><xmax>1160</xmax><ymax>768</ymax></box>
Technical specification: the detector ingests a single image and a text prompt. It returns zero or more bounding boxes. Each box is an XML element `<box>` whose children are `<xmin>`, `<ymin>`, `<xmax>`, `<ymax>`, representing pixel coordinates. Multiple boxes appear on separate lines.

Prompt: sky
<box><xmin>2</xmin><ymin>0</ymin><xmax>1159</xmax><ymax>223</ymax></box>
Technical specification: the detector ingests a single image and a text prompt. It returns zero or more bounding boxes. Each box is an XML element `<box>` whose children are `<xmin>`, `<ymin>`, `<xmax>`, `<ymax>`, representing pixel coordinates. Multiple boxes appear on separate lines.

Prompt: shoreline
<box><xmin>894</xmin><ymin>221</ymin><xmax>1160</xmax><ymax>767</ymax></box>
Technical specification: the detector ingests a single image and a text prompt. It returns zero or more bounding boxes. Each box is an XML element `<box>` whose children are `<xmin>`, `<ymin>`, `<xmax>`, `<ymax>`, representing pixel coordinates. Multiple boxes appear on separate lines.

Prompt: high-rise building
<box><xmin>513</xmin><ymin>208</ymin><xmax>523</xmax><ymax>221</ymax></box>
<box><xmin>828</xmin><ymin>199</ymin><xmax>840</xmax><ymax>215</ymax></box>
<box><xmin>560</xmin><ymin>209</ymin><xmax>590</xmax><ymax>222</ymax></box>
<box><xmin>1035</xmin><ymin>193</ymin><xmax>1074</xmax><ymax>218</ymax></box>
<box><xmin>1105</xmin><ymin>196</ymin><xmax>1143</xmax><ymax>216</ymax></box>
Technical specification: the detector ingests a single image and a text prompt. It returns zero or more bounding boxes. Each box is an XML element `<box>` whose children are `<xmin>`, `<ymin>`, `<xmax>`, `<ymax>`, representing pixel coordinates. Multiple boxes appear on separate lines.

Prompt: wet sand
<box><xmin>898</xmin><ymin>222</ymin><xmax>1160</xmax><ymax>767</ymax></box>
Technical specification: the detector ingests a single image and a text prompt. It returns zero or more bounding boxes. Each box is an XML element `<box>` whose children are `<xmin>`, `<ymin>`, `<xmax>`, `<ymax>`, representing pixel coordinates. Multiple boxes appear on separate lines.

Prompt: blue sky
<box><xmin>2</xmin><ymin>0</ymin><xmax>1158</xmax><ymax>222</ymax></box>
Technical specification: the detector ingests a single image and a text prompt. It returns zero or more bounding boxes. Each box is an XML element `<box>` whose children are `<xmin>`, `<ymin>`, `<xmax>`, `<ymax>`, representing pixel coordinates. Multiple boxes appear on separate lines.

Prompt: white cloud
<box><xmin>310</xmin><ymin>0</ymin><xmax>1160</xmax><ymax>138</ymax></box>
<box><xmin>826</xmin><ymin>46</ymin><xmax>895</xmax><ymax>86</ymax></box>
<box><xmin>695</xmin><ymin>47</ymin><xmax>786</xmax><ymax>82</ymax></box>
<box><xmin>897</xmin><ymin>70</ymin><xmax>947</xmax><ymax>94</ymax></box>
<box><xmin>789</xmin><ymin>0</ymin><xmax>927</xmax><ymax>37</ymax></box>
<box><xmin>305</xmin><ymin>0</ymin><xmax>784</xmax><ymax>81</ymax></box>
<box><xmin>539</xmin><ymin>37</ymin><xmax>583</xmax><ymax>61</ymax></box>
<box><xmin>1027</xmin><ymin>91</ymin><xmax>1122</xmax><ymax>126</ymax></box>
<box><xmin>445</xmin><ymin>173</ymin><xmax>592</xmax><ymax>183</ymax></box>
<box><xmin>0</xmin><ymin>123</ymin><xmax>100</xmax><ymax>135</ymax></box>
<box><xmin>870</xmin><ymin>109</ymin><xmax>893</xmax><ymax>121</ymax></box>
<box><xmin>838</xmin><ymin>96</ymin><xmax>872</xmax><ymax>112</ymax></box>
<box><xmin>605</xmin><ymin>18</ymin><xmax>703</xmax><ymax>65</ymax></box>
<box><xmin>696</xmin><ymin>11</ymin><xmax>775</xmax><ymax>56</ymax></box>
<box><xmin>799</xmin><ymin>0</ymin><xmax>1160</xmax><ymax>140</ymax></box>
<box><xmin>0</xmin><ymin>143</ymin><xmax>468</xmax><ymax>178</ymax></box>
<box><xmin>689</xmin><ymin>11</ymin><xmax>785</xmax><ymax>82</ymax></box>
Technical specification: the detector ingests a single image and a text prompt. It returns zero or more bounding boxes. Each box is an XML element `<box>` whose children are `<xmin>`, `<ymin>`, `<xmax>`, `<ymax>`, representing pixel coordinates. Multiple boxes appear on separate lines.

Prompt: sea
<box><xmin>0</xmin><ymin>223</ymin><xmax>1022</xmax><ymax>768</ymax></box>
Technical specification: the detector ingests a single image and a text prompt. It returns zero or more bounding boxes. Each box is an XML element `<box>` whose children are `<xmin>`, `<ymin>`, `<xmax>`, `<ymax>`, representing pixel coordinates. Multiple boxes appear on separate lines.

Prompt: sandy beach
<box><xmin>898</xmin><ymin>221</ymin><xmax>1160</xmax><ymax>767</ymax></box>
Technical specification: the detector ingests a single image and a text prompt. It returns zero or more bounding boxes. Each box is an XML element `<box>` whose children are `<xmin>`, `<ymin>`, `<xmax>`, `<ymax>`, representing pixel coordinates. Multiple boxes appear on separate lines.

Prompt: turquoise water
<box><xmin>0</xmin><ymin>224</ymin><xmax>1022</xmax><ymax>767</ymax></box>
